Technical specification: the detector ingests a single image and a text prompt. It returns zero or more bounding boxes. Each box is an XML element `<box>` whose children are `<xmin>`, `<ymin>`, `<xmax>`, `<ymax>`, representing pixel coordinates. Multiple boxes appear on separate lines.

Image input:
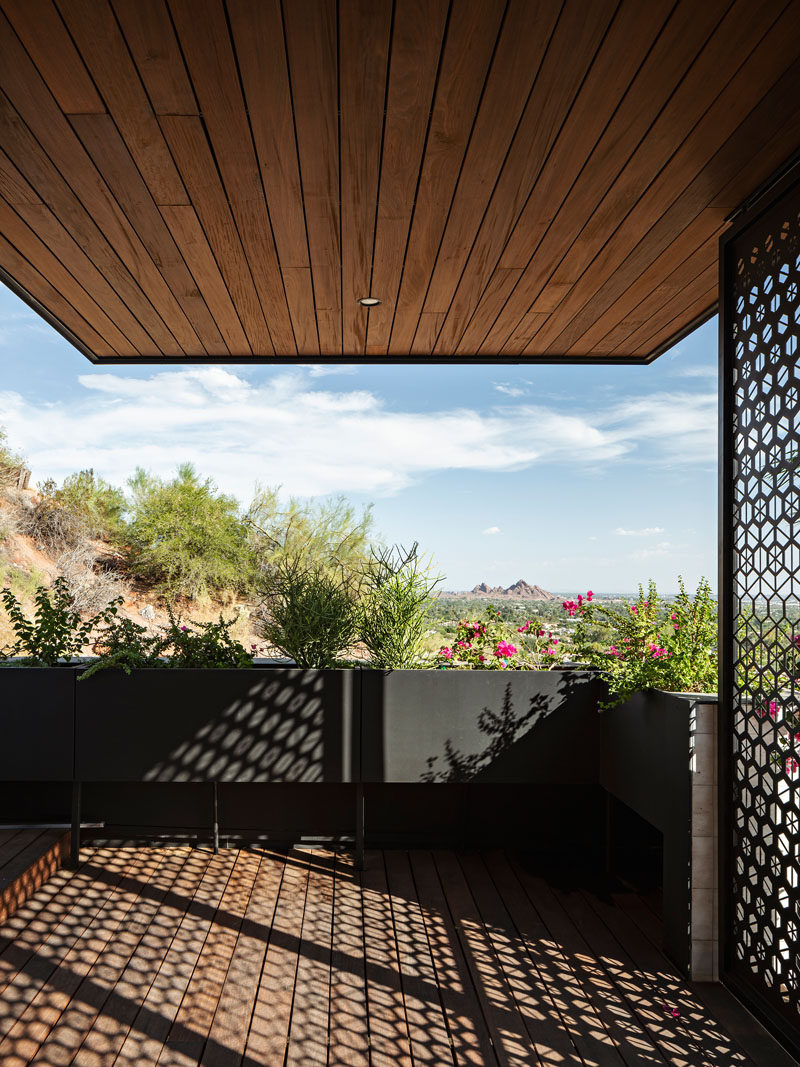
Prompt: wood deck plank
<box><xmin>0</xmin><ymin>848</ymin><xmax>138</xmax><ymax>1033</ymax></box>
<box><xmin>106</xmin><ymin>849</ymin><xmax>237</xmax><ymax>1067</ymax></box>
<box><xmin>384</xmin><ymin>849</ymin><xmax>454</xmax><ymax>1064</ymax></box>
<box><xmin>28</xmin><ymin>847</ymin><xmax>196</xmax><ymax>1065</ymax></box>
<box><xmin>65</xmin><ymin>848</ymin><xmax>214</xmax><ymax>1066</ymax></box>
<box><xmin>0</xmin><ymin>830</ymin><xmax>41</xmax><ymax>872</ymax></box>
<box><xmin>459</xmin><ymin>853</ymin><xmax>584</xmax><ymax>1067</ymax></box>
<box><xmin>360</xmin><ymin>849</ymin><xmax>414</xmax><ymax>1067</ymax></box>
<box><xmin>327</xmin><ymin>851</ymin><xmax>369</xmax><ymax>1066</ymax></box>
<box><xmin>0</xmin><ymin>847</ymin><xmax>790</xmax><ymax>1066</ymax></box>
<box><xmin>578</xmin><ymin>887</ymin><xmax>755</xmax><ymax>1067</ymax></box>
<box><xmin>285</xmin><ymin>849</ymin><xmax>336</xmax><ymax>1065</ymax></box>
<box><xmin>242</xmin><ymin>849</ymin><xmax>311</xmax><ymax>1065</ymax></box>
<box><xmin>409</xmin><ymin>849</ymin><xmax>499</xmax><ymax>1066</ymax></box>
<box><xmin>156</xmin><ymin>848</ymin><xmax>261</xmax><ymax>1066</ymax></box>
<box><xmin>200</xmin><ymin>850</ymin><xmax>284</xmax><ymax>1066</ymax></box>
<box><xmin>434</xmin><ymin>850</ymin><xmax>539</xmax><ymax>1067</ymax></box>
<box><xmin>0</xmin><ymin>832</ymin><xmax>69</xmax><ymax>935</ymax></box>
<box><xmin>485</xmin><ymin>851</ymin><xmax>627</xmax><ymax>1067</ymax></box>
<box><xmin>507</xmin><ymin>859</ymin><xmax>669</xmax><ymax>1067</ymax></box>
<box><xmin>0</xmin><ymin>847</ymin><xmax>166</xmax><ymax>1066</ymax></box>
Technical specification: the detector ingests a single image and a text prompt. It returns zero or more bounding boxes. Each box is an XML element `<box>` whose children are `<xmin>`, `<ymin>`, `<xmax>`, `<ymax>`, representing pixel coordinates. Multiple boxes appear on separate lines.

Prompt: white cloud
<box><xmin>482</xmin><ymin>526</ymin><xmax>501</xmax><ymax>535</ymax></box>
<box><xmin>599</xmin><ymin>392</ymin><xmax>716</xmax><ymax>463</ymax></box>
<box><xmin>299</xmin><ymin>364</ymin><xmax>358</xmax><ymax>378</ymax></box>
<box><xmin>675</xmin><ymin>366</ymin><xmax>717</xmax><ymax>379</ymax></box>
<box><xmin>631</xmin><ymin>541</ymin><xmax>673</xmax><ymax>559</ymax></box>
<box><xmin>615</xmin><ymin>526</ymin><xmax>665</xmax><ymax>536</ymax></box>
<box><xmin>0</xmin><ymin>372</ymin><xmax>717</xmax><ymax>505</ymax></box>
<box><xmin>494</xmin><ymin>383</ymin><xmax>525</xmax><ymax>398</ymax></box>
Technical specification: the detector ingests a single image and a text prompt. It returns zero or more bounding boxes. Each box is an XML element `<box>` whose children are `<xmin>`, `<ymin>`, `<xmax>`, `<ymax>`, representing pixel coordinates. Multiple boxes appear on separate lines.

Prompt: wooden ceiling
<box><xmin>1</xmin><ymin>0</ymin><xmax>800</xmax><ymax>364</ymax></box>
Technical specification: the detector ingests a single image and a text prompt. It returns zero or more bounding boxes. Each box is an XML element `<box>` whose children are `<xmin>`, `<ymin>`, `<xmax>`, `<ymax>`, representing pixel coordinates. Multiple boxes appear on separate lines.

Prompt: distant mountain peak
<box><xmin>468</xmin><ymin>579</ymin><xmax>556</xmax><ymax>601</ymax></box>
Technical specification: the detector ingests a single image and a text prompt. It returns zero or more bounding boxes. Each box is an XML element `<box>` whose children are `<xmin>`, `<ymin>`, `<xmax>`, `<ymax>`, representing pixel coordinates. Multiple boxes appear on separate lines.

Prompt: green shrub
<box><xmin>358</xmin><ymin>543</ymin><xmax>442</xmax><ymax>668</ymax></box>
<box><xmin>25</xmin><ymin>470</ymin><xmax>125</xmax><ymax>550</ymax></box>
<box><xmin>125</xmin><ymin>464</ymin><xmax>254</xmax><ymax>601</ymax></box>
<box><xmin>257</xmin><ymin>552</ymin><xmax>359</xmax><ymax>668</ymax></box>
<box><xmin>247</xmin><ymin>487</ymin><xmax>375</xmax><ymax>579</ymax></box>
<box><xmin>82</xmin><ymin>609</ymin><xmax>253</xmax><ymax>677</ymax></box>
<box><xmin>567</xmin><ymin>577</ymin><xmax>717</xmax><ymax>707</ymax></box>
<box><xmin>0</xmin><ymin>576</ymin><xmax>121</xmax><ymax>665</ymax></box>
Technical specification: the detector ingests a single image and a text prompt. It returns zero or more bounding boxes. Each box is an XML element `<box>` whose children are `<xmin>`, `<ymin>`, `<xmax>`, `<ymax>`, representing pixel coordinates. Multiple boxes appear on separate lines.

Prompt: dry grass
<box><xmin>55</xmin><ymin>544</ymin><xmax>124</xmax><ymax>613</ymax></box>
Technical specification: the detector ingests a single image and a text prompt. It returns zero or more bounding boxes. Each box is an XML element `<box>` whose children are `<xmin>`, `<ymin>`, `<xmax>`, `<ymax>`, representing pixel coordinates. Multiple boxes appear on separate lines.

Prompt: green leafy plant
<box><xmin>257</xmin><ymin>550</ymin><xmax>359</xmax><ymax>668</ymax></box>
<box><xmin>435</xmin><ymin>606</ymin><xmax>561</xmax><ymax>670</ymax></box>
<box><xmin>358</xmin><ymin>543</ymin><xmax>442</xmax><ymax>668</ymax></box>
<box><xmin>0</xmin><ymin>576</ymin><xmax>121</xmax><ymax>666</ymax></box>
<box><xmin>157</xmin><ymin>610</ymin><xmax>255</xmax><ymax>668</ymax></box>
<box><xmin>81</xmin><ymin>615</ymin><xmax>161</xmax><ymax>677</ymax></box>
<box><xmin>125</xmin><ymin>463</ymin><xmax>254</xmax><ymax>601</ymax></box>
<box><xmin>567</xmin><ymin>577</ymin><xmax>717</xmax><ymax>708</ymax></box>
<box><xmin>82</xmin><ymin>608</ymin><xmax>254</xmax><ymax>677</ymax></box>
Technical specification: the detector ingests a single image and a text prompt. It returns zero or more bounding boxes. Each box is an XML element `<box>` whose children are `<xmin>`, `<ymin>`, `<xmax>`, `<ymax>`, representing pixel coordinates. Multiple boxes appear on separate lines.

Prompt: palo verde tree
<box><xmin>125</xmin><ymin>463</ymin><xmax>254</xmax><ymax>601</ymax></box>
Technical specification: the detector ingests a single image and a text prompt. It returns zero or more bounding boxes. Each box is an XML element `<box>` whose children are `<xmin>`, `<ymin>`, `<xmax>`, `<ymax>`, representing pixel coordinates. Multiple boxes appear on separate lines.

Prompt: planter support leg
<box><xmin>212</xmin><ymin>781</ymin><xmax>220</xmax><ymax>854</ymax></box>
<box><xmin>70</xmin><ymin>781</ymin><xmax>81</xmax><ymax>868</ymax></box>
<box><xmin>355</xmin><ymin>783</ymin><xmax>365</xmax><ymax>871</ymax></box>
<box><xmin>605</xmin><ymin>791</ymin><xmax>613</xmax><ymax>876</ymax></box>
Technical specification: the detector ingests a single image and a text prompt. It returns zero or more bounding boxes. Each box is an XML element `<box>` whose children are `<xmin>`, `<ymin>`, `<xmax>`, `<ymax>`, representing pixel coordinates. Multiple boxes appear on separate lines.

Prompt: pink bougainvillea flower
<box><xmin>494</xmin><ymin>640</ymin><xmax>517</xmax><ymax>658</ymax></box>
<box><xmin>757</xmin><ymin>702</ymin><xmax>779</xmax><ymax>720</ymax></box>
<box><xmin>439</xmin><ymin>646</ymin><xmax>453</xmax><ymax>659</ymax></box>
<box><xmin>787</xmin><ymin>757</ymin><xmax>799</xmax><ymax>775</ymax></box>
<box><xmin>478</xmin><ymin>654</ymin><xmax>485</xmax><ymax>663</ymax></box>
<box><xmin>586</xmin><ymin>590</ymin><xmax>593</xmax><ymax>601</ymax></box>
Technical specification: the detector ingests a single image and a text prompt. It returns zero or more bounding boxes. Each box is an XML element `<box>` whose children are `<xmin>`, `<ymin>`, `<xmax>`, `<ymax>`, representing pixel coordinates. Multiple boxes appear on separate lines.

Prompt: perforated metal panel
<box><xmin>723</xmin><ymin>172</ymin><xmax>800</xmax><ymax>1045</ymax></box>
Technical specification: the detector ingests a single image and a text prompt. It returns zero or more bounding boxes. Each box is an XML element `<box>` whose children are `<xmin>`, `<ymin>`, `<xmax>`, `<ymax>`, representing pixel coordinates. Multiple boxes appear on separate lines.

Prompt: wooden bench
<box><xmin>0</xmin><ymin>827</ymin><xmax>70</xmax><ymax>924</ymax></box>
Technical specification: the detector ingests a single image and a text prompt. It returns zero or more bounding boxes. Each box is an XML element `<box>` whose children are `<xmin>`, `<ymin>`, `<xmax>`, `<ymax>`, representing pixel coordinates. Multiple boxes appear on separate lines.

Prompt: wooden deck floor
<box><xmin>0</xmin><ymin>844</ymin><xmax>794</xmax><ymax>1066</ymax></box>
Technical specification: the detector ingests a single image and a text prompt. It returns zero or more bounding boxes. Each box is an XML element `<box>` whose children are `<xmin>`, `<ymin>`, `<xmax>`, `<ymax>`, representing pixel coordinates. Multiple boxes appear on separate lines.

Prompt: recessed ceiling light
<box><xmin>358</xmin><ymin>297</ymin><xmax>381</xmax><ymax>306</ymax></box>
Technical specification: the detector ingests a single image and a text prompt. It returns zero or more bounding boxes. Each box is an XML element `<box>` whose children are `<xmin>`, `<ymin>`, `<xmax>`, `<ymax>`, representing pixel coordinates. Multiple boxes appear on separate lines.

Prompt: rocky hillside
<box><xmin>0</xmin><ymin>485</ymin><xmax>262</xmax><ymax>652</ymax></box>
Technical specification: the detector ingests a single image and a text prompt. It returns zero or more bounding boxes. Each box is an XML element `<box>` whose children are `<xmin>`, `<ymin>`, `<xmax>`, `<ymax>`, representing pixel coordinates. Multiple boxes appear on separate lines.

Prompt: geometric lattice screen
<box><xmin>725</xmin><ymin>175</ymin><xmax>800</xmax><ymax>1039</ymax></box>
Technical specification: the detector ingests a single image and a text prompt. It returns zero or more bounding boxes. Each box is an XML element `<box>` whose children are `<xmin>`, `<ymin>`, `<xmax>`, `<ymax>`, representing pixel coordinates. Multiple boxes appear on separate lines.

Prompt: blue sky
<box><xmin>0</xmin><ymin>282</ymin><xmax>717</xmax><ymax>593</ymax></box>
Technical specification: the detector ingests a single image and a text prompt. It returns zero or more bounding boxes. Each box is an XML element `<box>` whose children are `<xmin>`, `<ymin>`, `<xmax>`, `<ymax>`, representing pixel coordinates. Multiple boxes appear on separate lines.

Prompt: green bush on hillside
<box><xmin>125</xmin><ymin>463</ymin><xmax>254</xmax><ymax>601</ymax></box>
<box><xmin>247</xmin><ymin>487</ymin><xmax>374</xmax><ymax>577</ymax></box>
<box><xmin>27</xmin><ymin>470</ymin><xmax>126</xmax><ymax>550</ymax></box>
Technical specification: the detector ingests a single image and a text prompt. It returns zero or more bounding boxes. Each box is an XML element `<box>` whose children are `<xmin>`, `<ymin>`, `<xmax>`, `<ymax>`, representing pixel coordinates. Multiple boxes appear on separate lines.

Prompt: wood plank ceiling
<box><xmin>1</xmin><ymin>0</ymin><xmax>799</xmax><ymax>364</ymax></box>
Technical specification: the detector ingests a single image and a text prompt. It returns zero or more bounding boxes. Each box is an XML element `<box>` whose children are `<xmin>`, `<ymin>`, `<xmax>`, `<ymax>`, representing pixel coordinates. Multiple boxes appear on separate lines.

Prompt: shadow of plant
<box><xmin>421</xmin><ymin>682</ymin><xmax>549</xmax><ymax>782</ymax></box>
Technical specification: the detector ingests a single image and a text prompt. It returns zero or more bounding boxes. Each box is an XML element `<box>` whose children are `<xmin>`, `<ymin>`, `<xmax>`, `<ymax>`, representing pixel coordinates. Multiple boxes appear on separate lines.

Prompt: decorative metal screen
<box><xmin>724</xmin><ymin>174</ymin><xmax>800</xmax><ymax>1044</ymax></box>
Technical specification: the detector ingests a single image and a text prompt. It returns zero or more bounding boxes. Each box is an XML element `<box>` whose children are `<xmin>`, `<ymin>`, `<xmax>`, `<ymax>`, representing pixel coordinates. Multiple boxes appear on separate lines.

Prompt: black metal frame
<box><xmin>719</xmin><ymin>155</ymin><xmax>800</xmax><ymax>1058</ymax></box>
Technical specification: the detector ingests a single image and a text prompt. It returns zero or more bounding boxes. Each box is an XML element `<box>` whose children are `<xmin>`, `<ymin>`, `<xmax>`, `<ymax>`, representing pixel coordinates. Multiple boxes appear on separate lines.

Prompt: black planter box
<box><xmin>76</xmin><ymin>668</ymin><xmax>358</xmax><ymax>783</ymax></box>
<box><xmin>0</xmin><ymin>666</ymin><xmax>76</xmax><ymax>781</ymax></box>
<box><xmin>360</xmin><ymin>668</ymin><xmax>604</xmax><ymax>783</ymax></box>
